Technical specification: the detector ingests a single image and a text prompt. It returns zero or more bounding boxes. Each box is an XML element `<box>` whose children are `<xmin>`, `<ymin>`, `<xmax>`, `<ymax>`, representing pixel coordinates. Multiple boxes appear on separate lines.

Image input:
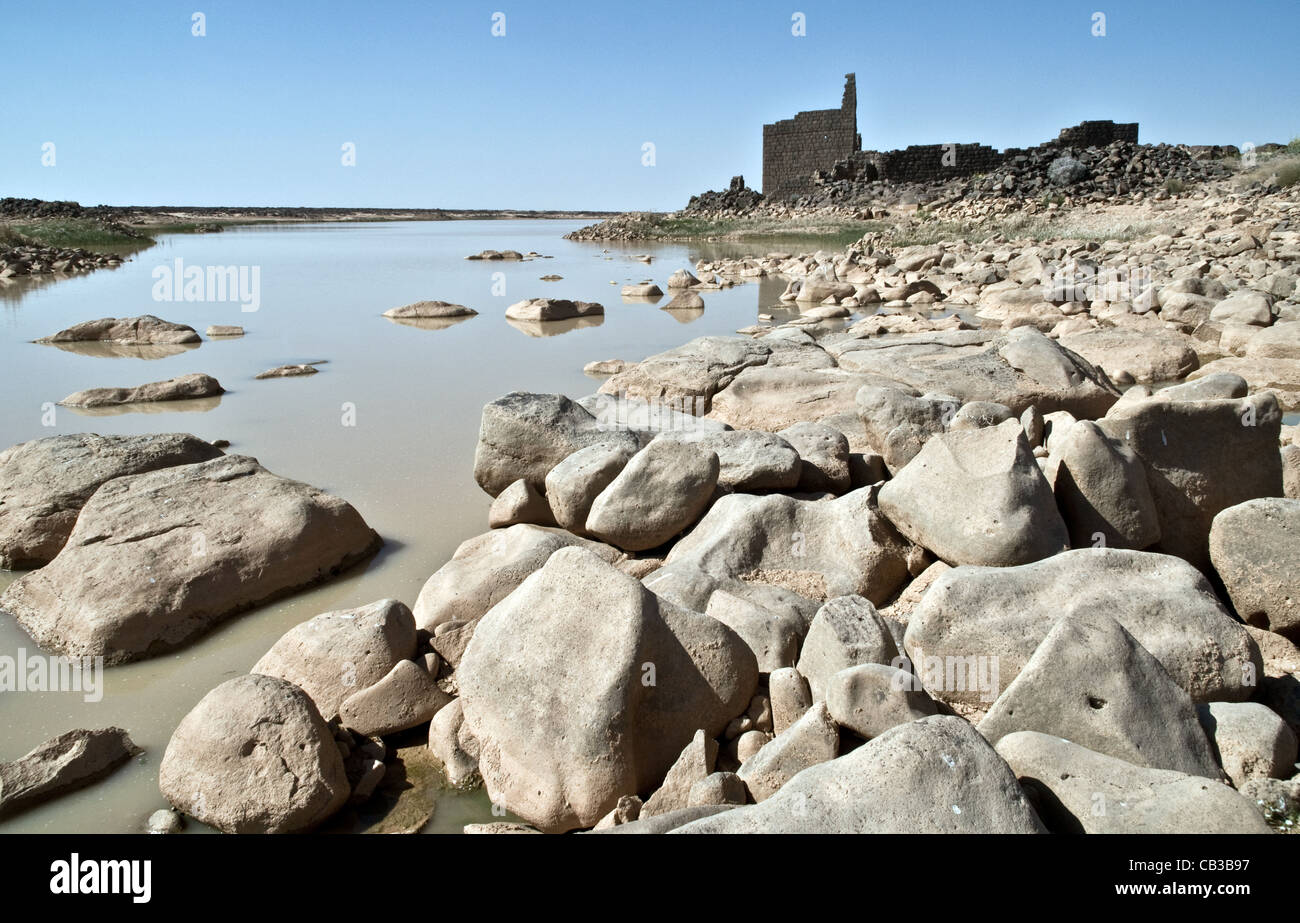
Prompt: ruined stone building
<box><xmin>761</xmin><ymin>74</ymin><xmax>1139</xmax><ymax>197</ymax></box>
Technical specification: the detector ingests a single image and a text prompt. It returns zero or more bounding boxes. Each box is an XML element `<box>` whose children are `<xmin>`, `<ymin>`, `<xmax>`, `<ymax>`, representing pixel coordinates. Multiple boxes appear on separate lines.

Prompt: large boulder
<box><xmin>0</xmin><ymin>433</ymin><xmax>224</xmax><ymax>569</ymax></box>
<box><xmin>904</xmin><ymin>549</ymin><xmax>1261</xmax><ymax>707</ymax></box>
<box><xmin>159</xmin><ymin>674</ymin><xmax>350</xmax><ymax>834</ymax></box>
<box><xmin>977</xmin><ymin>612</ymin><xmax>1221</xmax><ymax>777</ymax></box>
<box><xmin>473</xmin><ymin>392</ymin><xmax>640</xmax><ymax>496</ymax></box>
<box><xmin>673</xmin><ymin>716</ymin><xmax>1045</xmax><ymax>834</ymax></box>
<box><xmin>995</xmin><ymin>732</ymin><xmax>1270</xmax><ymax>834</ymax></box>
<box><xmin>458</xmin><ymin>547</ymin><xmax>758</xmax><ymax>833</ymax></box>
<box><xmin>1097</xmin><ymin>392</ymin><xmax>1283</xmax><ymax>570</ymax></box>
<box><xmin>662</xmin><ymin>487</ymin><xmax>912</xmax><ymax>605</ymax></box>
<box><xmin>0</xmin><ymin>455</ymin><xmax>381</xmax><ymax>664</ymax></box>
<box><xmin>1058</xmin><ymin>328</ymin><xmax>1199</xmax><ymax>383</ymax></box>
<box><xmin>412</xmin><ymin>524</ymin><xmax>623</xmax><ymax>631</ymax></box>
<box><xmin>1209</xmin><ymin>498</ymin><xmax>1300</xmax><ymax>639</ymax></box>
<box><xmin>1046</xmin><ymin>420</ymin><xmax>1161</xmax><ymax>550</ymax></box>
<box><xmin>877</xmin><ymin>420</ymin><xmax>1069</xmax><ymax>566</ymax></box>
<box><xmin>251</xmin><ymin>598</ymin><xmax>418</xmax><ymax>719</ymax></box>
<box><xmin>584</xmin><ymin>439</ymin><xmax>720</xmax><ymax>551</ymax></box>
<box><xmin>36</xmin><ymin>315</ymin><xmax>200</xmax><ymax>345</ymax></box>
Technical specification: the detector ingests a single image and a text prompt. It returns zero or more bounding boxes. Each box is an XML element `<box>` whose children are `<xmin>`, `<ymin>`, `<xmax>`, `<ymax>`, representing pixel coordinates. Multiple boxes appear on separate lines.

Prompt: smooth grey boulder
<box><xmin>458</xmin><ymin>548</ymin><xmax>758</xmax><ymax>833</ymax></box>
<box><xmin>778</xmin><ymin>421</ymin><xmax>852</xmax><ymax>494</ymax></box>
<box><xmin>877</xmin><ymin>419</ymin><xmax>1069</xmax><ymax>566</ymax></box>
<box><xmin>473</xmin><ymin>392</ymin><xmax>640</xmax><ymax>496</ymax></box>
<box><xmin>543</xmin><ymin>441</ymin><xmax>636</xmax><ymax>534</ymax></box>
<box><xmin>0</xmin><ymin>728</ymin><xmax>140</xmax><ymax>818</ymax></box>
<box><xmin>252</xmin><ymin>598</ymin><xmax>417</xmax><ymax>719</ymax></box>
<box><xmin>996</xmin><ymin>732</ymin><xmax>1270</xmax><ymax>834</ymax></box>
<box><xmin>796</xmin><ymin>595</ymin><xmax>898</xmax><ymax>702</ymax></box>
<box><xmin>0</xmin><ymin>455</ymin><xmax>381</xmax><ymax>664</ymax></box>
<box><xmin>662</xmin><ymin>486</ymin><xmax>912</xmax><ymax>604</ymax></box>
<box><xmin>0</xmin><ymin>433</ymin><xmax>224</xmax><ymax>569</ymax></box>
<box><xmin>59</xmin><ymin>373</ymin><xmax>225</xmax><ymax>408</ymax></box>
<box><xmin>487</xmin><ymin>478</ymin><xmax>556</xmax><ymax>529</ymax></box>
<box><xmin>411</xmin><ymin>524</ymin><xmax>623</xmax><ymax>631</ymax></box>
<box><xmin>1198</xmin><ymin>702</ymin><xmax>1299</xmax><ymax>786</ymax></box>
<box><xmin>904</xmin><ymin>549</ymin><xmax>1260</xmax><ymax>706</ymax></box>
<box><xmin>656</xmin><ymin>429</ymin><xmax>799</xmax><ymax>491</ymax></box>
<box><xmin>1046</xmin><ymin>420</ymin><xmax>1161</xmax><ymax>550</ymax></box>
<box><xmin>855</xmin><ymin>384</ymin><xmax>958</xmax><ymax>472</ymax></box>
<box><xmin>674</xmin><ymin>716</ymin><xmax>1045</xmax><ymax>834</ymax></box>
<box><xmin>825</xmin><ymin>663</ymin><xmax>937</xmax><ymax>740</ymax></box>
<box><xmin>159</xmin><ymin>674</ymin><xmax>350</xmax><ymax>834</ymax></box>
<box><xmin>585</xmin><ymin>439</ymin><xmax>719</xmax><ymax>551</ymax></box>
<box><xmin>36</xmin><ymin>315</ymin><xmax>200</xmax><ymax>345</ymax></box>
<box><xmin>737</xmin><ymin>702</ymin><xmax>839</xmax><ymax>801</ymax></box>
<box><xmin>641</xmin><ymin>729</ymin><xmax>718</xmax><ymax>817</ymax></box>
<box><xmin>1209</xmin><ymin>498</ymin><xmax>1300</xmax><ymax>639</ymax></box>
<box><xmin>1097</xmin><ymin>391</ymin><xmax>1282</xmax><ymax>570</ymax></box>
<box><xmin>977</xmin><ymin>612</ymin><xmax>1221</xmax><ymax>777</ymax></box>
<box><xmin>338</xmin><ymin>659</ymin><xmax>452</xmax><ymax>737</ymax></box>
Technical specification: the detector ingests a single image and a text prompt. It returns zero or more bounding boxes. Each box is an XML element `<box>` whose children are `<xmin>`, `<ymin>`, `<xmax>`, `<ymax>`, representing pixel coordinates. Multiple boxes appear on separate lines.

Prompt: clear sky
<box><xmin>3</xmin><ymin>0</ymin><xmax>1297</xmax><ymax>211</ymax></box>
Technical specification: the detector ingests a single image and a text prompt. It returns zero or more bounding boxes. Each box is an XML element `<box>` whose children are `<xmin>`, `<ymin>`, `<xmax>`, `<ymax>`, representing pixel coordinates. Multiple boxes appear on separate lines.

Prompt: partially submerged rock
<box><xmin>36</xmin><ymin>315</ymin><xmax>200</xmax><ymax>345</ymax></box>
<box><xmin>58</xmin><ymin>373</ymin><xmax>225</xmax><ymax>408</ymax></box>
<box><xmin>0</xmin><ymin>432</ymin><xmax>224</xmax><ymax>569</ymax></box>
<box><xmin>0</xmin><ymin>455</ymin><xmax>381</xmax><ymax>663</ymax></box>
<box><xmin>159</xmin><ymin>674</ymin><xmax>349</xmax><ymax>833</ymax></box>
<box><xmin>0</xmin><ymin>728</ymin><xmax>140</xmax><ymax>817</ymax></box>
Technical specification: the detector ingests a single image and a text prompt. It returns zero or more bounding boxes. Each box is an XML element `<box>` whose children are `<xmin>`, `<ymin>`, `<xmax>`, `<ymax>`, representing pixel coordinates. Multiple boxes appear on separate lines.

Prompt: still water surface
<box><xmin>0</xmin><ymin>219</ymin><xmax>819</xmax><ymax>833</ymax></box>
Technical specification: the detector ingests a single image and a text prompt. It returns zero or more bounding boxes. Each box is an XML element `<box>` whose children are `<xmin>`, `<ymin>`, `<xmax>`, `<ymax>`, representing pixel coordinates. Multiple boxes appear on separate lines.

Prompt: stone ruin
<box><xmin>761</xmin><ymin>74</ymin><xmax>1139</xmax><ymax>197</ymax></box>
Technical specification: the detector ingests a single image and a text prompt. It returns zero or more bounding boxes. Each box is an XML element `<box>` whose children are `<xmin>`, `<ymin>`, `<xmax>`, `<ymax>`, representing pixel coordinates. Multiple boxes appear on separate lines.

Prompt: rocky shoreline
<box><xmin>2</xmin><ymin>173</ymin><xmax>1299</xmax><ymax>835</ymax></box>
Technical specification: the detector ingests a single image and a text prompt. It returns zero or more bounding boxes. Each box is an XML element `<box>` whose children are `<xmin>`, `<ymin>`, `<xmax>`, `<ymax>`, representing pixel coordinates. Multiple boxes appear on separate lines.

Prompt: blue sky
<box><xmin>3</xmin><ymin>0</ymin><xmax>1296</xmax><ymax>210</ymax></box>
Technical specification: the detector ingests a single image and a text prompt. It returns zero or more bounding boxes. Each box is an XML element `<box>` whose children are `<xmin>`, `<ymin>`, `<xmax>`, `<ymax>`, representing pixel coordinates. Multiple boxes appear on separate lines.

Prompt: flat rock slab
<box><xmin>0</xmin><ymin>728</ymin><xmax>140</xmax><ymax>818</ymax></box>
<box><xmin>505</xmin><ymin>298</ymin><xmax>603</xmax><ymax>322</ymax></box>
<box><xmin>255</xmin><ymin>363</ymin><xmax>320</xmax><ymax>379</ymax></box>
<box><xmin>0</xmin><ymin>432</ymin><xmax>225</xmax><ymax>569</ymax></box>
<box><xmin>0</xmin><ymin>454</ymin><xmax>381</xmax><ymax>663</ymax></box>
<box><xmin>36</xmin><ymin>315</ymin><xmax>200</xmax><ymax>345</ymax></box>
<box><xmin>59</xmin><ymin>373</ymin><xmax>225</xmax><ymax>408</ymax></box>
<box><xmin>382</xmin><ymin>300</ymin><xmax>477</xmax><ymax>319</ymax></box>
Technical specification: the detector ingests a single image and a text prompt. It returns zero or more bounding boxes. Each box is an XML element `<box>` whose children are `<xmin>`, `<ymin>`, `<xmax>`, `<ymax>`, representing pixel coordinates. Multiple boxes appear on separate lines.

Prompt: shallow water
<box><xmin>0</xmin><ymin>219</ymin><xmax>823</xmax><ymax>833</ymax></box>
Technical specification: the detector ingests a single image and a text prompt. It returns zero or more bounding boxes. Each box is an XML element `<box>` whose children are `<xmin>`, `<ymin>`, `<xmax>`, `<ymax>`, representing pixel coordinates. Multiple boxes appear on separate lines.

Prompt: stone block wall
<box><xmin>762</xmin><ymin>74</ymin><xmax>859</xmax><ymax>196</ymax></box>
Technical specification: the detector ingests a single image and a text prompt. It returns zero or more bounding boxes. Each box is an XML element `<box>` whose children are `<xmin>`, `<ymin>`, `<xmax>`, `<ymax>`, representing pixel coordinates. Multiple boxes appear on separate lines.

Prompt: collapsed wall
<box><xmin>761</xmin><ymin>75</ymin><xmax>1140</xmax><ymax>196</ymax></box>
